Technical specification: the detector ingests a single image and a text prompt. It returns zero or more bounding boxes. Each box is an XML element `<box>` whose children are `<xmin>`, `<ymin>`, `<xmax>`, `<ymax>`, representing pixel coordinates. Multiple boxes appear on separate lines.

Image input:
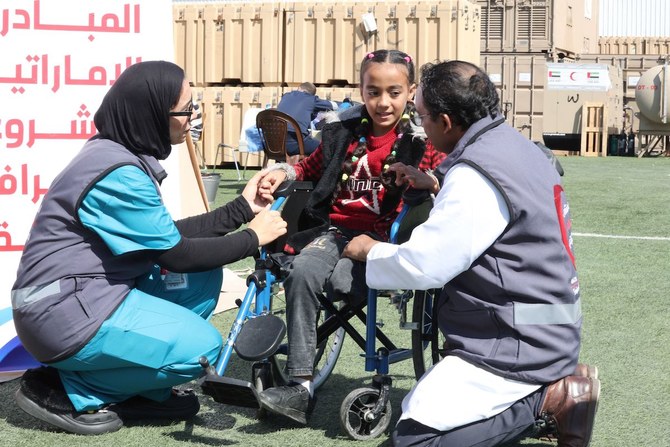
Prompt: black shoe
<box><xmin>257</xmin><ymin>383</ymin><xmax>315</xmax><ymax>425</ymax></box>
<box><xmin>110</xmin><ymin>388</ymin><xmax>200</xmax><ymax>421</ymax></box>
<box><xmin>15</xmin><ymin>367</ymin><xmax>123</xmax><ymax>435</ymax></box>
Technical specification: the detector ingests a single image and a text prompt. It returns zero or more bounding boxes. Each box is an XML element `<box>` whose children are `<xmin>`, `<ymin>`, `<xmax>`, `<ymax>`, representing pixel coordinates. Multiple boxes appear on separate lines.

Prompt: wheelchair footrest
<box><xmin>234</xmin><ymin>313</ymin><xmax>286</xmax><ymax>361</ymax></box>
<box><xmin>199</xmin><ymin>374</ymin><xmax>260</xmax><ymax>409</ymax></box>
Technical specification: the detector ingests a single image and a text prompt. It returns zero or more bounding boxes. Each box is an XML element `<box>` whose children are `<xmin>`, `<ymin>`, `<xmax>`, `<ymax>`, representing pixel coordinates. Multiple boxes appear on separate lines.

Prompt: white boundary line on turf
<box><xmin>573</xmin><ymin>232</ymin><xmax>670</xmax><ymax>241</ymax></box>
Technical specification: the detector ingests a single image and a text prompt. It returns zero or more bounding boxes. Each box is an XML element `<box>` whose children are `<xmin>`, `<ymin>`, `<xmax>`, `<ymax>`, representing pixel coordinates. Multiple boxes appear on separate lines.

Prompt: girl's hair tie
<box><xmin>359</xmin><ymin>137</ymin><xmax>366</xmax><ymax>143</ymax></box>
<box><xmin>351</xmin><ymin>156</ymin><xmax>359</xmax><ymax>162</ymax></box>
<box><xmin>341</xmin><ymin>173</ymin><xmax>349</xmax><ymax>181</ymax></box>
<box><xmin>367</xmin><ymin>52</ymin><xmax>375</xmax><ymax>59</ymax></box>
<box><xmin>361</xmin><ymin>117</ymin><xmax>369</xmax><ymax>124</ymax></box>
<box><xmin>383</xmin><ymin>164</ymin><xmax>390</xmax><ymax>171</ymax></box>
<box><xmin>396</xmin><ymin>133</ymin><xmax>403</xmax><ymax>139</ymax></box>
<box><xmin>391</xmin><ymin>150</ymin><xmax>396</xmax><ymax>156</ymax></box>
<box><xmin>404</xmin><ymin>56</ymin><xmax>412</xmax><ymax>63</ymax></box>
<box><xmin>401</xmin><ymin>113</ymin><xmax>410</xmax><ymax>121</ymax></box>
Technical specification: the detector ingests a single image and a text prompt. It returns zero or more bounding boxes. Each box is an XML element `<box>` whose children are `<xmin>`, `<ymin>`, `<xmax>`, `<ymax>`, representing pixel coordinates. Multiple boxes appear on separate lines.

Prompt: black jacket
<box><xmin>287</xmin><ymin>104</ymin><xmax>428</xmax><ymax>252</ymax></box>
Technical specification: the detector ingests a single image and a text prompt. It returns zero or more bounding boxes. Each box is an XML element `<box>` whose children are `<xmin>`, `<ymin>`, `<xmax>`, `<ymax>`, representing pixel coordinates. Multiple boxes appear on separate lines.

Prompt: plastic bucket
<box><xmin>201</xmin><ymin>173</ymin><xmax>221</xmax><ymax>203</ymax></box>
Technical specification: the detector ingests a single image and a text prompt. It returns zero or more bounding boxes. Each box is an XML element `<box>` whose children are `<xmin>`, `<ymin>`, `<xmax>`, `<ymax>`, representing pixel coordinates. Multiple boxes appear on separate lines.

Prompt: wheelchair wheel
<box><xmin>269</xmin><ymin>297</ymin><xmax>345</xmax><ymax>390</ymax></box>
<box><xmin>339</xmin><ymin>387</ymin><xmax>392</xmax><ymax>441</ymax></box>
<box><xmin>252</xmin><ymin>362</ymin><xmax>273</xmax><ymax>419</ymax></box>
<box><xmin>411</xmin><ymin>288</ymin><xmax>446</xmax><ymax>379</ymax></box>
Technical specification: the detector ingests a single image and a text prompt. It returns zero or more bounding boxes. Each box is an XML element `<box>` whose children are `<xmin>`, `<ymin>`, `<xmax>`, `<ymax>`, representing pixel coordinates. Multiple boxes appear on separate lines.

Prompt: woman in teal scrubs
<box><xmin>11</xmin><ymin>61</ymin><xmax>287</xmax><ymax>435</ymax></box>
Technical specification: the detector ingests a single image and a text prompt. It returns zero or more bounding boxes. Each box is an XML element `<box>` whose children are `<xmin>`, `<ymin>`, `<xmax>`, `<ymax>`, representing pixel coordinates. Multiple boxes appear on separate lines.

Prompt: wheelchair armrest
<box><xmin>263</xmin><ymin>181</ymin><xmax>315</xmax><ymax>254</ymax></box>
<box><xmin>401</xmin><ymin>188</ymin><xmax>432</xmax><ymax>207</ymax></box>
<box><xmin>390</xmin><ymin>191</ymin><xmax>434</xmax><ymax>245</ymax></box>
<box><xmin>273</xmin><ymin>180</ymin><xmax>315</xmax><ymax>199</ymax></box>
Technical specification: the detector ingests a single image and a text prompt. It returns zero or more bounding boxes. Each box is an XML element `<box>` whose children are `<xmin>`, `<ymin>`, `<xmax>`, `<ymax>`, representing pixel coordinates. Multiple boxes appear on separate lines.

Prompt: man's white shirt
<box><xmin>365</xmin><ymin>164</ymin><xmax>541</xmax><ymax>431</ymax></box>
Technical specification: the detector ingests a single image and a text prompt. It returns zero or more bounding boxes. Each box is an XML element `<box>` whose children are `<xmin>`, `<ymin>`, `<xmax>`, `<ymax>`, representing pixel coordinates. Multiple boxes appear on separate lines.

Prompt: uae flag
<box><xmin>548</xmin><ymin>71</ymin><xmax>561</xmax><ymax>78</ymax></box>
<box><xmin>587</xmin><ymin>72</ymin><xmax>600</xmax><ymax>79</ymax></box>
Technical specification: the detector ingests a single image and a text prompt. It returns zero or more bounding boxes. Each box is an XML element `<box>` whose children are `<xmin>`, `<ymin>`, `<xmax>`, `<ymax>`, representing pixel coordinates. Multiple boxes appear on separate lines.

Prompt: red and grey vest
<box><xmin>11</xmin><ymin>138</ymin><xmax>166</xmax><ymax>363</ymax></box>
<box><xmin>439</xmin><ymin>115</ymin><xmax>581</xmax><ymax>384</ymax></box>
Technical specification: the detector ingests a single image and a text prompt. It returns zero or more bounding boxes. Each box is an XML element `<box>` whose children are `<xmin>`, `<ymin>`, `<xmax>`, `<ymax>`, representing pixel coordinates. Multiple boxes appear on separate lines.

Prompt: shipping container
<box><xmin>542</xmin><ymin>62</ymin><xmax>623</xmax><ymax>151</ymax></box>
<box><xmin>480</xmin><ymin>53</ymin><xmax>553</xmax><ymax>142</ymax></box>
<box><xmin>174</xmin><ymin>3</ymin><xmax>284</xmax><ymax>86</ymax></box>
<box><xmin>200</xmin><ymin>86</ymin><xmax>281</xmax><ymax>167</ymax></box>
<box><xmin>173</xmin><ymin>4</ymin><xmax>206</xmax><ymax>85</ymax></box>
<box><xmin>175</xmin><ymin>1</ymin><xmax>479</xmax><ymax>86</ymax></box>
<box><xmin>313</xmin><ymin>86</ymin><xmax>363</xmax><ymax>105</ymax></box>
<box><xmin>283</xmin><ymin>0</ymin><xmax>481</xmax><ymax>85</ymax></box>
<box><xmin>477</xmin><ymin>0</ymin><xmax>598</xmax><ymax>57</ymax></box>
<box><xmin>598</xmin><ymin>37</ymin><xmax>670</xmax><ymax>56</ymax></box>
<box><xmin>201</xmin><ymin>3</ymin><xmax>284</xmax><ymax>85</ymax></box>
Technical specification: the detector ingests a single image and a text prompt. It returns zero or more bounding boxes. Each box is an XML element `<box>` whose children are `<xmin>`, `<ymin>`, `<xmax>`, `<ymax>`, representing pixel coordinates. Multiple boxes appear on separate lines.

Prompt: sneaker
<box><xmin>15</xmin><ymin>367</ymin><xmax>123</xmax><ymax>435</ymax></box>
<box><xmin>257</xmin><ymin>383</ymin><xmax>315</xmax><ymax>425</ymax></box>
<box><xmin>109</xmin><ymin>388</ymin><xmax>200</xmax><ymax>421</ymax></box>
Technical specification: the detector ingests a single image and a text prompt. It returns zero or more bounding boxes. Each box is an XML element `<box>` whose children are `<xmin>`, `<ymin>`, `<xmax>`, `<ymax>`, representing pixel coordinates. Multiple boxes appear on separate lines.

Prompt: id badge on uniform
<box><xmin>163</xmin><ymin>271</ymin><xmax>189</xmax><ymax>291</ymax></box>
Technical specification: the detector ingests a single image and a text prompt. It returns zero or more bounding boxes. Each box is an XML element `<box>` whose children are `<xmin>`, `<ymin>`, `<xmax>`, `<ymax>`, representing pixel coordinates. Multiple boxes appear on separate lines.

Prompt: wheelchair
<box><xmin>198</xmin><ymin>180</ymin><xmax>446</xmax><ymax>440</ymax></box>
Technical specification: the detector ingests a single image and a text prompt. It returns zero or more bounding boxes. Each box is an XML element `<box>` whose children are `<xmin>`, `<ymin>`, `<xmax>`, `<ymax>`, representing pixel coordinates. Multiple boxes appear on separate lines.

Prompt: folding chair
<box><xmin>256</xmin><ymin>109</ymin><xmax>306</xmax><ymax>166</ymax></box>
<box><xmin>218</xmin><ymin>107</ymin><xmax>263</xmax><ymax>181</ymax></box>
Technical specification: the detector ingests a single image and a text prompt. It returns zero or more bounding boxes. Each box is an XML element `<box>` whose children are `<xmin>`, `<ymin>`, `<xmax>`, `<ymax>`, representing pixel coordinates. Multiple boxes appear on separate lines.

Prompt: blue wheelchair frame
<box><xmin>199</xmin><ymin>181</ymin><xmax>440</xmax><ymax>440</ymax></box>
<box><xmin>212</xmin><ymin>194</ymin><xmax>288</xmax><ymax>378</ymax></box>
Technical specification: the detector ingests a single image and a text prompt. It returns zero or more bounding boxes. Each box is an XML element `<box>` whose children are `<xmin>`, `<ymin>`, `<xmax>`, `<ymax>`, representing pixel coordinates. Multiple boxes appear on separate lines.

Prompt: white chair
<box><xmin>217</xmin><ymin>107</ymin><xmax>263</xmax><ymax>181</ymax></box>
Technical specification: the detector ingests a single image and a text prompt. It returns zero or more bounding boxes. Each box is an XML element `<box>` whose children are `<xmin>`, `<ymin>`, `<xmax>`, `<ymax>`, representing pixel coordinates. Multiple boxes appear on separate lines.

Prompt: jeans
<box><xmin>283</xmin><ymin>228</ymin><xmax>366</xmax><ymax>377</ymax></box>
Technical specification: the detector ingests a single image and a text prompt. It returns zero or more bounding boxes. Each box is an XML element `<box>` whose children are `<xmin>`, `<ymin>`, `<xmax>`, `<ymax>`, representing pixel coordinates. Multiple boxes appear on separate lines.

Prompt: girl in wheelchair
<box><xmin>255</xmin><ymin>49</ymin><xmax>444</xmax><ymax>425</ymax></box>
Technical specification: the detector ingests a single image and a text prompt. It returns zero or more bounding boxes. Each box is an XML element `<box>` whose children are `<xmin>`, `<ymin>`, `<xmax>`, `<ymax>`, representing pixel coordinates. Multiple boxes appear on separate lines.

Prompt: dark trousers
<box><xmin>392</xmin><ymin>386</ymin><xmax>546</xmax><ymax>447</ymax></box>
<box><xmin>286</xmin><ymin>131</ymin><xmax>320</xmax><ymax>156</ymax></box>
<box><xmin>283</xmin><ymin>228</ymin><xmax>366</xmax><ymax>377</ymax></box>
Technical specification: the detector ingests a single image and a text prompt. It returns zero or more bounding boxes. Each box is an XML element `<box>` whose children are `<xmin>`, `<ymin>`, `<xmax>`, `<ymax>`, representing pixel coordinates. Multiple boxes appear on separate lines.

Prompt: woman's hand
<box><xmin>387</xmin><ymin>162</ymin><xmax>439</xmax><ymax>194</ymax></box>
<box><xmin>247</xmin><ymin>206</ymin><xmax>288</xmax><ymax>246</ymax></box>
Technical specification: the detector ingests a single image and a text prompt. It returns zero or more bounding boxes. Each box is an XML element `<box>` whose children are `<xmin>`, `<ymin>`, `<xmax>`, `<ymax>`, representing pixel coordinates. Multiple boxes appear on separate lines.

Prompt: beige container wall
<box><xmin>313</xmin><ymin>86</ymin><xmax>363</xmax><ymax>104</ymax></box>
<box><xmin>598</xmin><ymin>37</ymin><xmax>670</xmax><ymax>56</ymax></box>
<box><xmin>200</xmin><ymin>86</ymin><xmax>282</xmax><ymax>167</ymax></box>
<box><xmin>283</xmin><ymin>1</ymin><xmax>481</xmax><ymax>85</ymax></box>
<box><xmin>478</xmin><ymin>0</ymin><xmax>598</xmax><ymax>56</ymax></box>
<box><xmin>173</xmin><ymin>5</ymin><xmax>206</xmax><ymax>85</ymax></box>
<box><xmin>201</xmin><ymin>3</ymin><xmax>283</xmax><ymax>85</ymax></box>
<box><xmin>480</xmin><ymin>53</ymin><xmax>550</xmax><ymax>142</ymax></box>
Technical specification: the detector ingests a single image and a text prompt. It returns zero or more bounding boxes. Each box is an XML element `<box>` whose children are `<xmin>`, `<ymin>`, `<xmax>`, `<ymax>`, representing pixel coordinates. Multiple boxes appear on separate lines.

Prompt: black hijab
<box><xmin>93</xmin><ymin>60</ymin><xmax>185</xmax><ymax>160</ymax></box>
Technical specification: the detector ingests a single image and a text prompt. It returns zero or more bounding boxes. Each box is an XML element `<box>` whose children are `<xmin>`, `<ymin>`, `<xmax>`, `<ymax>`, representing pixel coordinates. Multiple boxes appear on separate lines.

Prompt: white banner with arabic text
<box><xmin>0</xmin><ymin>0</ymin><xmax>179</xmax><ymax>369</ymax></box>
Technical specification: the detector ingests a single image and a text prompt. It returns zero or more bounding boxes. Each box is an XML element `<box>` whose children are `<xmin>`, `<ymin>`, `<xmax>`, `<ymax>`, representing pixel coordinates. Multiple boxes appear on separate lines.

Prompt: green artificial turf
<box><xmin>1</xmin><ymin>156</ymin><xmax>668</xmax><ymax>446</ymax></box>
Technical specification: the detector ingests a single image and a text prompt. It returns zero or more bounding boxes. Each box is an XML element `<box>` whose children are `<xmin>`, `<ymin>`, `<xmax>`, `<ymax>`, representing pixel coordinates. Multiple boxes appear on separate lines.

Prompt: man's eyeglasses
<box><xmin>414</xmin><ymin>112</ymin><xmax>431</xmax><ymax>126</ymax></box>
<box><xmin>169</xmin><ymin>102</ymin><xmax>194</xmax><ymax>118</ymax></box>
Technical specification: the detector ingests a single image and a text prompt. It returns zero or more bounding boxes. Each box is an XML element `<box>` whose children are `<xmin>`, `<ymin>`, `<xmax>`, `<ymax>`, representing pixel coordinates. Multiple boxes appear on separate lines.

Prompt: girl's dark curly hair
<box><xmin>334</xmin><ymin>49</ymin><xmax>416</xmax><ymax>203</ymax></box>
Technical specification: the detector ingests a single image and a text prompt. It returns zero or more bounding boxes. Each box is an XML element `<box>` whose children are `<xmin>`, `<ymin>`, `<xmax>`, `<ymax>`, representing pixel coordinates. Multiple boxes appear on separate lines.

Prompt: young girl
<box><xmin>255</xmin><ymin>49</ymin><xmax>444</xmax><ymax>425</ymax></box>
